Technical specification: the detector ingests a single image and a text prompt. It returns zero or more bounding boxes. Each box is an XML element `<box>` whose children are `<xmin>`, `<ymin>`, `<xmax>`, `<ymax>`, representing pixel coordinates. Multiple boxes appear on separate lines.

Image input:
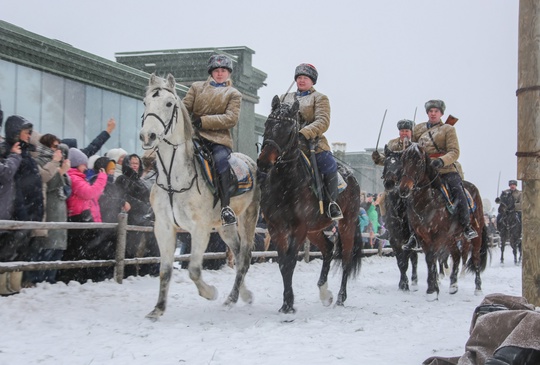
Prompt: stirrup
<box><xmin>464</xmin><ymin>226</ymin><xmax>478</xmax><ymax>241</ymax></box>
<box><xmin>327</xmin><ymin>201</ymin><xmax>343</xmax><ymax>221</ymax></box>
<box><xmin>221</xmin><ymin>206</ymin><xmax>237</xmax><ymax>226</ymax></box>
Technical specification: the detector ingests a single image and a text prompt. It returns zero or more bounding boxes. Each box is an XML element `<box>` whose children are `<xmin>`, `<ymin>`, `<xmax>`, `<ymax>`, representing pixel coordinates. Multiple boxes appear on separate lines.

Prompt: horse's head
<box><xmin>498</xmin><ymin>190</ymin><xmax>515</xmax><ymax>214</ymax></box>
<box><xmin>139</xmin><ymin>73</ymin><xmax>190</xmax><ymax>150</ymax></box>
<box><xmin>381</xmin><ymin>145</ymin><xmax>403</xmax><ymax>190</ymax></box>
<box><xmin>398</xmin><ymin>143</ymin><xmax>437</xmax><ymax>198</ymax></box>
<box><xmin>257</xmin><ymin>95</ymin><xmax>300</xmax><ymax>172</ymax></box>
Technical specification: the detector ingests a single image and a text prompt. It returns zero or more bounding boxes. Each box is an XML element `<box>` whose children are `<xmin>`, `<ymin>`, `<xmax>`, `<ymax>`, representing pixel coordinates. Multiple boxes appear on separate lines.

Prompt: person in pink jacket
<box><xmin>66</xmin><ymin>148</ymin><xmax>107</xmax><ymax>222</ymax></box>
<box><xmin>59</xmin><ymin>148</ymin><xmax>108</xmax><ymax>284</ymax></box>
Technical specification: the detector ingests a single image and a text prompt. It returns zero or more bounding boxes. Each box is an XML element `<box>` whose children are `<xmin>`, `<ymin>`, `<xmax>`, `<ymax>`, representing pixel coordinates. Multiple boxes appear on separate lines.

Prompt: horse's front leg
<box><xmin>424</xmin><ymin>251</ymin><xmax>439</xmax><ymax>301</ymax></box>
<box><xmin>395</xmin><ymin>249</ymin><xmax>411</xmax><ymax>291</ymax></box>
<box><xmin>188</xmin><ymin>228</ymin><xmax>216</xmax><ymax>300</ymax></box>
<box><xmin>310</xmin><ymin>233</ymin><xmax>334</xmax><ymax>306</ymax></box>
<box><xmin>410</xmin><ymin>251</ymin><xmax>419</xmax><ymax>290</ymax></box>
<box><xmin>146</xmin><ymin>219</ymin><xmax>177</xmax><ymax>320</ymax></box>
<box><xmin>500</xmin><ymin>235</ymin><xmax>506</xmax><ymax>264</ymax></box>
<box><xmin>276</xmin><ymin>234</ymin><xmax>298</xmax><ymax>314</ymax></box>
<box><xmin>448</xmin><ymin>248</ymin><xmax>461</xmax><ymax>295</ymax></box>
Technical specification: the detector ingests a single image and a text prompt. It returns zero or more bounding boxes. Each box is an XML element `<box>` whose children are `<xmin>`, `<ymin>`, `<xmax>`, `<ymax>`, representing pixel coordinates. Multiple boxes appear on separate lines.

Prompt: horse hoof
<box><xmin>200</xmin><ymin>285</ymin><xmax>218</xmax><ymax>301</ymax></box>
<box><xmin>146</xmin><ymin>308</ymin><xmax>164</xmax><ymax>321</ymax></box>
<box><xmin>279</xmin><ymin>305</ymin><xmax>296</xmax><ymax>314</ymax></box>
<box><xmin>411</xmin><ymin>282</ymin><xmax>419</xmax><ymax>292</ymax></box>
<box><xmin>449</xmin><ymin>284</ymin><xmax>458</xmax><ymax>295</ymax></box>
<box><xmin>240</xmin><ymin>289</ymin><xmax>253</xmax><ymax>304</ymax></box>
<box><xmin>426</xmin><ymin>292</ymin><xmax>438</xmax><ymax>302</ymax></box>
<box><xmin>320</xmin><ymin>290</ymin><xmax>333</xmax><ymax>307</ymax></box>
<box><xmin>474</xmin><ymin>289</ymin><xmax>483</xmax><ymax>296</ymax></box>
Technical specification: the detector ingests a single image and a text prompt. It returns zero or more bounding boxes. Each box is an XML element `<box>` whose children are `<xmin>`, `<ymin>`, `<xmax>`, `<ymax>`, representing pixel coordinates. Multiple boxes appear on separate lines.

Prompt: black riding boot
<box><xmin>218</xmin><ymin>172</ymin><xmax>236</xmax><ymax>226</ymax></box>
<box><xmin>456</xmin><ymin>189</ymin><xmax>478</xmax><ymax>241</ymax></box>
<box><xmin>324</xmin><ymin>171</ymin><xmax>343</xmax><ymax>220</ymax></box>
<box><xmin>447</xmin><ymin>174</ymin><xmax>478</xmax><ymax>241</ymax></box>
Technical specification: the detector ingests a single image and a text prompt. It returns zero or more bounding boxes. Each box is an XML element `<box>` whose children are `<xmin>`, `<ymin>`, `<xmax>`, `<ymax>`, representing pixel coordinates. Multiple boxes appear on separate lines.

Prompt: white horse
<box><xmin>139</xmin><ymin>73</ymin><xmax>260</xmax><ymax>320</ymax></box>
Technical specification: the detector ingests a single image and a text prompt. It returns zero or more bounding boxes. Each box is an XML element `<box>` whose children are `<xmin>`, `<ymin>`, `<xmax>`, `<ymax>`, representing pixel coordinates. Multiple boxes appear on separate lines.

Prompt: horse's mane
<box><xmin>403</xmin><ymin>143</ymin><xmax>442</xmax><ymax>189</ymax></box>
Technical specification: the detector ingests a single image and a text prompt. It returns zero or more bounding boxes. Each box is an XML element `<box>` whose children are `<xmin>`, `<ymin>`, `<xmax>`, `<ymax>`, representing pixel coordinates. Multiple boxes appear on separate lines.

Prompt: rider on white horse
<box><xmin>183</xmin><ymin>55</ymin><xmax>242</xmax><ymax>226</ymax></box>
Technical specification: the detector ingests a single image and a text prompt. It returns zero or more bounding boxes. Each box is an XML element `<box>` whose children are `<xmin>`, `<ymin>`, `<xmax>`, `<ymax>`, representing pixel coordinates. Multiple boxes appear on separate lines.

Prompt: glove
<box><xmin>495</xmin><ymin>197</ymin><xmax>501</xmax><ymax>204</ymax></box>
<box><xmin>372</xmin><ymin>150</ymin><xmax>382</xmax><ymax>164</ymax></box>
<box><xmin>298</xmin><ymin>133</ymin><xmax>309</xmax><ymax>146</ymax></box>
<box><xmin>192</xmin><ymin>117</ymin><xmax>202</xmax><ymax>129</ymax></box>
<box><xmin>431</xmin><ymin>158</ymin><xmax>443</xmax><ymax>169</ymax></box>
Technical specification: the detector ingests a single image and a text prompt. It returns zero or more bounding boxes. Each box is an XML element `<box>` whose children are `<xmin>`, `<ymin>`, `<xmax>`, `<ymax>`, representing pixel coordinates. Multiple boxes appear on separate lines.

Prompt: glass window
<box><xmin>42</xmin><ymin>73</ymin><xmax>65</xmax><ymax>136</ymax></box>
<box><xmin>0</xmin><ymin>59</ymin><xmax>17</xmax><ymax>119</ymax></box>
<box><xmin>15</xmin><ymin>66</ymin><xmax>42</xmax><ymax>130</ymax></box>
<box><xmin>63</xmin><ymin>79</ymin><xmax>85</xmax><ymax>146</ymax></box>
<box><xmin>101</xmin><ymin>90</ymin><xmax>121</xmax><ymax>150</ymax></box>
<box><xmin>85</xmin><ymin>85</ymin><xmax>103</xmax><ymax>153</ymax></box>
<box><xmin>119</xmin><ymin>95</ymin><xmax>139</xmax><ymax>154</ymax></box>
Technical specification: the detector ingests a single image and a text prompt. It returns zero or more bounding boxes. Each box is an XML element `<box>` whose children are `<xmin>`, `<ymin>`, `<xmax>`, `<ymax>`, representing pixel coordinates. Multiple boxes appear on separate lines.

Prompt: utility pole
<box><xmin>517</xmin><ymin>0</ymin><xmax>540</xmax><ymax>306</ymax></box>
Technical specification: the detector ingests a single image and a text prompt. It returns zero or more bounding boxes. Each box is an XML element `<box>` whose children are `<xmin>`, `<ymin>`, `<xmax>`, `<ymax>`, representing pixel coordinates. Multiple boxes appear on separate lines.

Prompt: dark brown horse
<box><xmin>398</xmin><ymin>143</ymin><xmax>488</xmax><ymax>301</ymax></box>
<box><xmin>257</xmin><ymin>96</ymin><xmax>362</xmax><ymax>313</ymax></box>
<box><xmin>497</xmin><ymin>190</ymin><xmax>522</xmax><ymax>265</ymax></box>
<box><xmin>381</xmin><ymin>146</ymin><xmax>418</xmax><ymax>291</ymax></box>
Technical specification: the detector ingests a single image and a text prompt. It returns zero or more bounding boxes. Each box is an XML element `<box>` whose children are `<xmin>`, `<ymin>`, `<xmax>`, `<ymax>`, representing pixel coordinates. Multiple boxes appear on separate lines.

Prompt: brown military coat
<box><xmin>182</xmin><ymin>76</ymin><xmax>242</xmax><ymax>150</ymax></box>
<box><xmin>372</xmin><ymin>136</ymin><xmax>411</xmax><ymax>166</ymax></box>
<box><xmin>281</xmin><ymin>87</ymin><xmax>331</xmax><ymax>153</ymax></box>
<box><xmin>501</xmin><ymin>188</ymin><xmax>523</xmax><ymax>212</ymax></box>
<box><xmin>413</xmin><ymin>121</ymin><xmax>464</xmax><ymax>177</ymax></box>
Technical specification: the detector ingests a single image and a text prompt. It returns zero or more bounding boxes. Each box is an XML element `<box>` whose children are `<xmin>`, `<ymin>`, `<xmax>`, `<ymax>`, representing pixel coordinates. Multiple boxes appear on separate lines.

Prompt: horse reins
<box><xmin>261</xmin><ymin>114</ymin><xmax>300</xmax><ymax>164</ymax></box>
<box><xmin>143</xmin><ymin>87</ymin><xmax>201</xmax><ymax>227</ymax></box>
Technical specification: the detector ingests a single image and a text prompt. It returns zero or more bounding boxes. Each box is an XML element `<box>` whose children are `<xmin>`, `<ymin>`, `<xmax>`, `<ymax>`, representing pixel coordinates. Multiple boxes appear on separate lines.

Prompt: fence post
<box><xmin>114</xmin><ymin>212</ymin><xmax>128</xmax><ymax>284</ymax></box>
<box><xmin>303</xmin><ymin>240</ymin><xmax>310</xmax><ymax>263</ymax></box>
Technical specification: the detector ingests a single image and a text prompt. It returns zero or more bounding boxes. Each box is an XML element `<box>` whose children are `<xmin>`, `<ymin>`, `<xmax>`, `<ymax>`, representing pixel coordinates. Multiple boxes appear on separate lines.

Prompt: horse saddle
<box><xmin>439</xmin><ymin>184</ymin><xmax>476</xmax><ymax>215</ymax></box>
<box><xmin>193</xmin><ymin>139</ymin><xmax>254</xmax><ymax>199</ymax></box>
<box><xmin>299</xmin><ymin>151</ymin><xmax>347</xmax><ymax>197</ymax></box>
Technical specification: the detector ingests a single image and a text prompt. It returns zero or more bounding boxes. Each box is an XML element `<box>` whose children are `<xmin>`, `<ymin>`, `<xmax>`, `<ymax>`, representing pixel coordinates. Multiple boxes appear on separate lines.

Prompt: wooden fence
<box><xmin>0</xmin><ymin>214</ymin><xmax>392</xmax><ymax>284</ymax></box>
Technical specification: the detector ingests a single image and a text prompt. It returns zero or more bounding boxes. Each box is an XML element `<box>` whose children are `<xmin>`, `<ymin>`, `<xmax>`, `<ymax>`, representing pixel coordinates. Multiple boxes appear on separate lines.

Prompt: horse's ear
<box><xmin>166</xmin><ymin>74</ymin><xmax>176</xmax><ymax>90</ymax></box>
<box><xmin>291</xmin><ymin>100</ymin><xmax>300</xmax><ymax>116</ymax></box>
<box><xmin>271</xmin><ymin>95</ymin><xmax>280</xmax><ymax>112</ymax></box>
<box><xmin>384</xmin><ymin>144</ymin><xmax>390</xmax><ymax>155</ymax></box>
<box><xmin>149</xmin><ymin>73</ymin><xmax>157</xmax><ymax>86</ymax></box>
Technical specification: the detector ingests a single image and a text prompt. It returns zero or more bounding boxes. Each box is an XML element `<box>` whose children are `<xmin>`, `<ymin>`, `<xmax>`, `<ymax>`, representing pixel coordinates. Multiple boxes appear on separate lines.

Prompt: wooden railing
<box><xmin>0</xmin><ymin>214</ymin><xmax>393</xmax><ymax>284</ymax></box>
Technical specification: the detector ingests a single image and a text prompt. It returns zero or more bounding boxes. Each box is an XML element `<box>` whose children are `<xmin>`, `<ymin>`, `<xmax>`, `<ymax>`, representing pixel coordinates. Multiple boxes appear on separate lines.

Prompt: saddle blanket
<box><xmin>193</xmin><ymin>140</ymin><xmax>254</xmax><ymax>196</ymax></box>
<box><xmin>440</xmin><ymin>184</ymin><xmax>476</xmax><ymax>215</ymax></box>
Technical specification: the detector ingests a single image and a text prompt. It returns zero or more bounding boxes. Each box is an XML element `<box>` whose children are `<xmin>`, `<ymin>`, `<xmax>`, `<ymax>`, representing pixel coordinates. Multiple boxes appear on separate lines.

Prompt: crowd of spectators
<box><xmin>0</xmin><ymin>109</ymin><xmax>161</xmax><ymax>295</ymax></box>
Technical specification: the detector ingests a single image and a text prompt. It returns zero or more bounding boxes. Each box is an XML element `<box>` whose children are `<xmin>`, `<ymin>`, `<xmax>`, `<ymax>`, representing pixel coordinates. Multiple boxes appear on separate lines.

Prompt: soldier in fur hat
<box><xmin>403</xmin><ymin>99</ymin><xmax>477</xmax><ymax>250</ymax></box>
<box><xmin>372</xmin><ymin>119</ymin><xmax>415</xmax><ymax>166</ymax></box>
<box><xmin>280</xmin><ymin>63</ymin><xmax>343</xmax><ymax>220</ymax></box>
<box><xmin>183</xmin><ymin>54</ymin><xmax>241</xmax><ymax>226</ymax></box>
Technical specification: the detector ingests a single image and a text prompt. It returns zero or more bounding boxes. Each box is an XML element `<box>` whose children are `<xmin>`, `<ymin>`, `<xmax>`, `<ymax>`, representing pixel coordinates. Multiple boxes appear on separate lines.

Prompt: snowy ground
<box><xmin>0</xmin><ymin>246</ymin><xmax>525</xmax><ymax>365</ymax></box>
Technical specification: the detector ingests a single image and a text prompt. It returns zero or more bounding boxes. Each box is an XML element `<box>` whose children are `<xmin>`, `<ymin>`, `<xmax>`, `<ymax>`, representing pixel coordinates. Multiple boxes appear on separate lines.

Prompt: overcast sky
<box><xmin>2</xmin><ymin>0</ymin><xmax>519</xmax><ymax>210</ymax></box>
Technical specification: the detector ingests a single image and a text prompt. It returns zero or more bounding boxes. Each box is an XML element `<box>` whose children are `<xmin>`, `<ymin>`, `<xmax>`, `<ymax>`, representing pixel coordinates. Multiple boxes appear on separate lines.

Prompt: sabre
<box><xmin>280</xmin><ymin>80</ymin><xmax>296</xmax><ymax>102</ymax></box>
<box><xmin>375</xmin><ymin>109</ymin><xmax>388</xmax><ymax>151</ymax></box>
<box><xmin>413</xmin><ymin>106</ymin><xmax>417</xmax><ymax>122</ymax></box>
<box><xmin>496</xmin><ymin>171</ymin><xmax>501</xmax><ymax>198</ymax></box>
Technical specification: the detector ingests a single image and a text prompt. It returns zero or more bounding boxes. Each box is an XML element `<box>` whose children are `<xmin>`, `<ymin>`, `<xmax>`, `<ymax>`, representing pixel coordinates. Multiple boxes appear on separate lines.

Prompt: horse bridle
<box><xmin>141</xmin><ymin>86</ymin><xmax>200</xmax><ymax>226</ymax></box>
<box><xmin>401</xmin><ymin>150</ymin><xmax>440</xmax><ymax>192</ymax></box>
<box><xmin>261</xmin><ymin>114</ymin><xmax>300</xmax><ymax>164</ymax></box>
<box><xmin>141</xmin><ymin>87</ymin><xmax>179</xmax><ymax>143</ymax></box>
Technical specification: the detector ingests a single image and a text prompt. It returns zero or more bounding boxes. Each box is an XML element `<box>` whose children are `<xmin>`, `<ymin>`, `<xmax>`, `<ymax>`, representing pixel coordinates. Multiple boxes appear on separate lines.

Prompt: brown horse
<box><xmin>398</xmin><ymin>143</ymin><xmax>488</xmax><ymax>301</ymax></box>
<box><xmin>257</xmin><ymin>96</ymin><xmax>362</xmax><ymax>313</ymax></box>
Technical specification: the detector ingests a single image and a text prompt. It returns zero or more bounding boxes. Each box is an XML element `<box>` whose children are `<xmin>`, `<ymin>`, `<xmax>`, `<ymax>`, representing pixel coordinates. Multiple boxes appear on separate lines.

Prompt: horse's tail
<box><xmin>467</xmin><ymin>225</ymin><xmax>489</xmax><ymax>274</ymax></box>
<box><xmin>334</xmin><ymin>219</ymin><xmax>363</xmax><ymax>278</ymax></box>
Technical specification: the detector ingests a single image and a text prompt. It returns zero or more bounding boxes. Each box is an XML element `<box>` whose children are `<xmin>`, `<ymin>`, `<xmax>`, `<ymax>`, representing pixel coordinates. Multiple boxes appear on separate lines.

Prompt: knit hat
<box><xmin>69</xmin><ymin>148</ymin><xmax>88</xmax><ymax>167</ymax></box>
<box><xmin>207</xmin><ymin>54</ymin><xmax>233</xmax><ymax>74</ymax></box>
<box><xmin>509</xmin><ymin>180</ymin><xmax>518</xmax><ymax>186</ymax></box>
<box><xmin>397</xmin><ymin>119</ymin><xmax>414</xmax><ymax>131</ymax></box>
<box><xmin>425</xmin><ymin>100</ymin><xmax>446</xmax><ymax>114</ymax></box>
<box><xmin>88</xmin><ymin>155</ymin><xmax>101</xmax><ymax>170</ymax></box>
<box><xmin>294</xmin><ymin>63</ymin><xmax>318</xmax><ymax>84</ymax></box>
<box><xmin>106</xmin><ymin>148</ymin><xmax>128</xmax><ymax>164</ymax></box>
